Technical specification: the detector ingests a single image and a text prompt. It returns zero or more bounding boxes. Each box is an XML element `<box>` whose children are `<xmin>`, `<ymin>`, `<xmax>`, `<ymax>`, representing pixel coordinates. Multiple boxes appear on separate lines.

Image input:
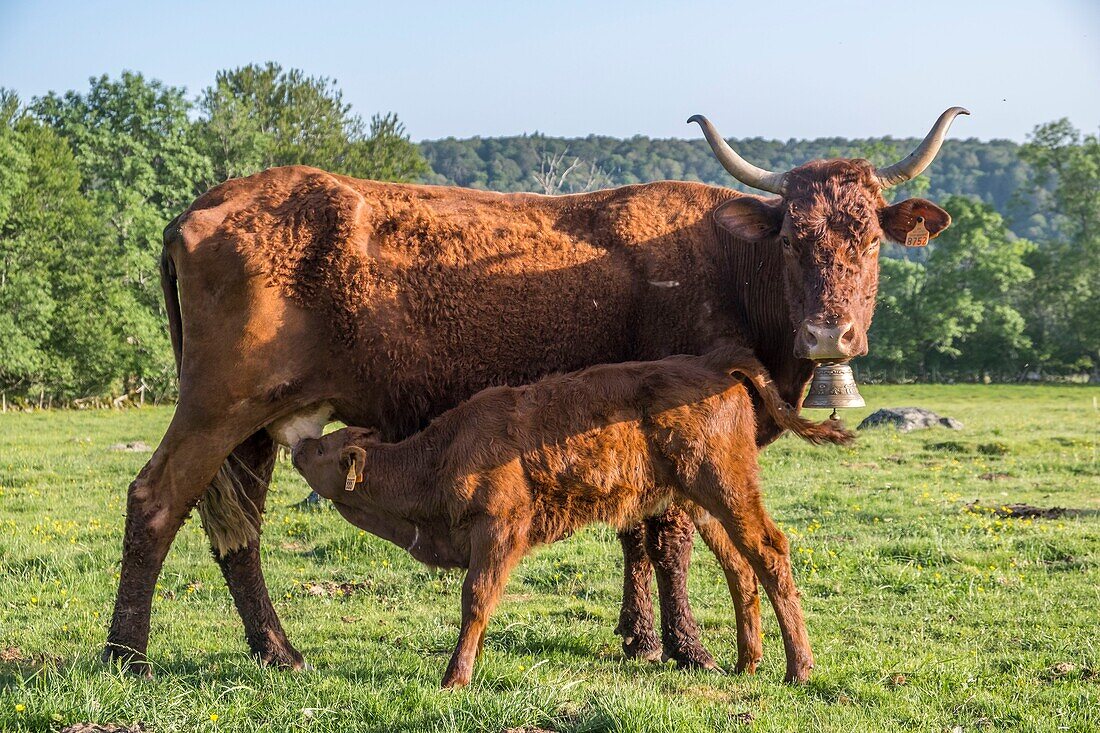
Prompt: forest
<box><xmin>1</xmin><ymin>64</ymin><xmax>1097</xmax><ymax>405</ymax></box>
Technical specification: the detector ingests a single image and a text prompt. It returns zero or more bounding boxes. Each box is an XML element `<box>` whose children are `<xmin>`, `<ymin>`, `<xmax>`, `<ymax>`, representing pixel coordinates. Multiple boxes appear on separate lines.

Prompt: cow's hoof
<box><xmin>101</xmin><ymin>645</ymin><xmax>153</xmax><ymax>678</ymax></box>
<box><xmin>663</xmin><ymin>643</ymin><xmax>718</xmax><ymax>671</ymax></box>
<box><xmin>256</xmin><ymin>644</ymin><xmax>307</xmax><ymax>671</ymax></box>
<box><xmin>621</xmin><ymin>631</ymin><xmax>663</xmax><ymax>663</ymax></box>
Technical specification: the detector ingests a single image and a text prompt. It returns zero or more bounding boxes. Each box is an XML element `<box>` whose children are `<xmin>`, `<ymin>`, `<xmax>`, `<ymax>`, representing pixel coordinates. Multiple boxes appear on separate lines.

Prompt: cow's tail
<box><xmin>712</xmin><ymin>346</ymin><xmax>856</xmax><ymax>446</ymax></box>
<box><xmin>198</xmin><ymin>458</ymin><xmax>262</xmax><ymax>558</ymax></box>
<box><xmin>162</xmin><ymin>217</ymin><xmax>260</xmax><ymax>558</ymax></box>
<box><xmin>159</xmin><ymin>230</ymin><xmax>184</xmax><ymax>377</ymax></box>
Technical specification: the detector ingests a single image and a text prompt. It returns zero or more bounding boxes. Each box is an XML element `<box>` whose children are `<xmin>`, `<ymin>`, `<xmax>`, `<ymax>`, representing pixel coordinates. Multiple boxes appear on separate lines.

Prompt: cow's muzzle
<box><xmin>794</xmin><ymin>320</ymin><xmax>863</xmax><ymax>361</ymax></box>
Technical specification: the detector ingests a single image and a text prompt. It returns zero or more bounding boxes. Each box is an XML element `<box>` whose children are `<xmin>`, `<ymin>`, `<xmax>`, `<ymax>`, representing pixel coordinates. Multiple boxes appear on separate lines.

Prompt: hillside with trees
<box><xmin>0</xmin><ymin>66</ymin><xmax>1096</xmax><ymax>405</ymax></box>
<box><xmin>421</xmin><ymin>134</ymin><xmax>1047</xmax><ymax>239</ymax></box>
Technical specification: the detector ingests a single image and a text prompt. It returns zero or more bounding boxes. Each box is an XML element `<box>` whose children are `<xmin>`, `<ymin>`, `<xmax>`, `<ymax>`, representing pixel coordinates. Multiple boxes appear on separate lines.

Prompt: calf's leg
<box><xmin>441</xmin><ymin>528</ymin><xmax>525</xmax><ymax>689</ymax></box>
<box><xmin>614</xmin><ymin>525</ymin><xmax>662</xmax><ymax>662</ymax></box>
<box><xmin>695</xmin><ymin>516</ymin><xmax>763</xmax><ymax>673</ymax></box>
<box><xmin>205</xmin><ymin>431</ymin><xmax>305</xmax><ymax>669</ymax></box>
<box><xmin>685</xmin><ymin>467</ymin><xmax>814</xmax><ymax>683</ymax></box>
<box><xmin>643</xmin><ymin>507</ymin><xmax>716</xmax><ymax>669</ymax></box>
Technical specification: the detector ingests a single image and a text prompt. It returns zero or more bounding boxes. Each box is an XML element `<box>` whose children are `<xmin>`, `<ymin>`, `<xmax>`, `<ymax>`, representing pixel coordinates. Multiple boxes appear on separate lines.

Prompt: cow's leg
<box><xmin>205</xmin><ymin>431</ymin><xmax>305</xmax><ymax>669</ymax></box>
<box><xmin>614</xmin><ymin>525</ymin><xmax>662</xmax><ymax>662</ymax></box>
<box><xmin>102</xmin><ymin>405</ymin><xmax>268</xmax><ymax>673</ymax></box>
<box><xmin>643</xmin><ymin>507</ymin><xmax>717</xmax><ymax>669</ymax></box>
<box><xmin>695</xmin><ymin>516</ymin><xmax>763</xmax><ymax>674</ymax></box>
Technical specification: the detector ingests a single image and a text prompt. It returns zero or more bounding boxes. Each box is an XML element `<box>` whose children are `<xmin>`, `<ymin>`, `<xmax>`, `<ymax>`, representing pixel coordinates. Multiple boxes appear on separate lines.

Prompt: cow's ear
<box><xmin>713</xmin><ymin>197</ymin><xmax>784</xmax><ymax>242</ymax></box>
<box><xmin>880</xmin><ymin>198</ymin><xmax>951</xmax><ymax>245</ymax></box>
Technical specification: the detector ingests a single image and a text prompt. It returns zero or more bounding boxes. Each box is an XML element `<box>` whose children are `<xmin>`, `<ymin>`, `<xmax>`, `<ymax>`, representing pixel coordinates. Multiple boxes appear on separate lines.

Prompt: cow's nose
<box><xmin>796</xmin><ymin>320</ymin><xmax>858</xmax><ymax>361</ymax></box>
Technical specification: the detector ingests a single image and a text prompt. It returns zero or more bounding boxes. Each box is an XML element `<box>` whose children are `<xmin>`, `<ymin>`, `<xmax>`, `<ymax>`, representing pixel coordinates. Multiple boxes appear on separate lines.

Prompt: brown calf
<box><xmin>292</xmin><ymin>346</ymin><xmax>853</xmax><ymax>687</ymax></box>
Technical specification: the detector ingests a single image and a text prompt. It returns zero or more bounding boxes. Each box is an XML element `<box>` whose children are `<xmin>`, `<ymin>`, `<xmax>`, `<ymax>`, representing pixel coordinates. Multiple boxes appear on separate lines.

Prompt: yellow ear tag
<box><xmin>344</xmin><ymin>463</ymin><xmax>357</xmax><ymax>492</ymax></box>
<box><xmin>904</xmin><ymin>217</ymin><xmax>930</xmax><ymax>247</ymax></box>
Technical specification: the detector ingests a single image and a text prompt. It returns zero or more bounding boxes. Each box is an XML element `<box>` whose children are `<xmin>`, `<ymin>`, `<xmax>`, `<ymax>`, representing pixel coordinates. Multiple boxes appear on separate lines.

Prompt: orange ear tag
<box><xmin>345</xmin><ymin>463</ymin><xmax>357</xmax><ymax>492</ymax></box>
<box><xmin>904</xmin><ymin>217</ymin><xmax>930</xmax><ymax>247</ymax></box>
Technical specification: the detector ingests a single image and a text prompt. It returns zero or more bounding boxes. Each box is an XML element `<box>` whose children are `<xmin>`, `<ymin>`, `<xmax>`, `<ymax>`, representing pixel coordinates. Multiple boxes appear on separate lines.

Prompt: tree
<box><xmin>922</xmin><ymin>196</ymin><xmax>1035</xmax><ymax>377</ymax></box>
<box><xmin>197</xmin><ymin>63</ymin><xmax>426</xmax><ymax>184</ymax></box>
<box><xmin>866</xmin><ymin>196</ymin><xmax>1034</xmax><ymax>379</ymax></box>
<box><xmin>0</xmin><ymin>91</ymin><xmax>43</xmax><ymax>397</ymax></box>
<box><xmin>864</xmin><ymin>257</ymin><xmax>927</xmax><ymax>377</ymax></box>
<box><xmin>1018</xmin><ymin>120</ymin><xmax>1100</xmax><ymax>375</ymax></box>
<box><xmin>30</xmin><ymin>73</ymin><xmax>212</xmax><ymax>396</ymax></box>
<box><xmin>345</xmin><ymin>112</ymin><xmax>429</xmax><ymax>182</ymax></box>
<box><xmin>0</xmin><ymin>93</ymin><xmax>121</xmax><ymax>400</ymax></box>
<box><xmin>531</xmin><ymin>147</ymin><xmax>612</xmax><ymax>194</ymax></box>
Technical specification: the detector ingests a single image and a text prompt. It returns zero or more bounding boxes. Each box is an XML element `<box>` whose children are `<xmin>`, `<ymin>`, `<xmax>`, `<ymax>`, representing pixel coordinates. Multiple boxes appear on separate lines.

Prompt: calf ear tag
<box><xmin>904</xmin><ymin>216</ymin><xmax>930</xmax><ymax>247</ymax></box>
<box><xmin>345</xmin><ymin>463</ymin><xmax>358</xmax><ymax>492</ymax></box>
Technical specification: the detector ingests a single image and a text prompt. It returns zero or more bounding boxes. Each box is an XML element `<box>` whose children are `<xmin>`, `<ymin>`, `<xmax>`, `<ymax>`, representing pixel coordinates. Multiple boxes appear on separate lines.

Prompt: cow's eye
<box><xmin>781</xmin><ymin>236</ymin><xmax>792</xmax><ymax>248</ymax></box>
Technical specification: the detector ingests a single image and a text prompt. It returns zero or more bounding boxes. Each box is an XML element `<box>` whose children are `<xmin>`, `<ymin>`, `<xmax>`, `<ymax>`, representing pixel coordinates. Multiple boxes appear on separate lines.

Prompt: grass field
<box><xmin>0</xmin><ymin>385</ymin><xmax>1097</xmax><ymax>732</ymax></box>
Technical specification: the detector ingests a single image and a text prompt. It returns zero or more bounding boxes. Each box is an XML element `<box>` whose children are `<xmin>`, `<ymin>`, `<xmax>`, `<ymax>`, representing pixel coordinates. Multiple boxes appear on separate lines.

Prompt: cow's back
<box><xmin>170</xmin><ymin>166</ymin><xmax>738</xmax><ymax>436</ymax></box>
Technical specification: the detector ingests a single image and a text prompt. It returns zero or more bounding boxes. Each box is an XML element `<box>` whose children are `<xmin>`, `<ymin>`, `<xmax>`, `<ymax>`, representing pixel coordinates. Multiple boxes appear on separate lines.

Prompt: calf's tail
<box><xmin>713</xmin><ymin>347</ymin><xmax>855</xmax><ymax>446</ymax></box>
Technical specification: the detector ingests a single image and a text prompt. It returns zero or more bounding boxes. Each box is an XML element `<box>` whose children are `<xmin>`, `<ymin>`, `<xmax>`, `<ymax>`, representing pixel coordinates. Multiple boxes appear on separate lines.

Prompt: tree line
<box><xmin>0</xmin><ymin>65</ymin><xmax>1096</xmax><ymax>406</ymax></box>
<box><xmin>0</xmin><ymin>64</ymin><xmax>426</xmax><ymax>406</ymax></box>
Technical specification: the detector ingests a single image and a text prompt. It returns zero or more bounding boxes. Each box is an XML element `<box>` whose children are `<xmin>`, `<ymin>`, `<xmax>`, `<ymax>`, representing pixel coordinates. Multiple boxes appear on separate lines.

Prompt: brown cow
<box><xmin>291</xmin><ymin>345</ymin><xmax>854</xmax><ymax>687</ymax></box>
<box><xmin>103</xmin><ymin>108</ymin><xmax>966</xmax><ymax>673</ymax></box>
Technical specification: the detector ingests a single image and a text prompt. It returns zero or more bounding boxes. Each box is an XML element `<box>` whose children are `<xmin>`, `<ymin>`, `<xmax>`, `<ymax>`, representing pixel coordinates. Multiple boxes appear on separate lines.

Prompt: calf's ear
<box><xmin>340</xmin><ymin>446</ymin><xmax>368</xmax><ymax>484</ymax></box>
<box><xmin>880</xmin><ymin>198</ymin><xmax>951</xmax><ymax>245</ymax></box>
<box><xmin>713</xmin><ymin>197</ymin><xmax>784</xmax><ymax>242</ymax></box>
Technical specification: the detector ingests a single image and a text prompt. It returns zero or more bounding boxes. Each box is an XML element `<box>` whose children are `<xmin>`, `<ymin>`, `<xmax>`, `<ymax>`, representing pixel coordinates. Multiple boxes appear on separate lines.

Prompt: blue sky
<box><xmin>1</xmin><ymin>0</ymin><xmax>1097</xmax><ymax>141</ymax></box>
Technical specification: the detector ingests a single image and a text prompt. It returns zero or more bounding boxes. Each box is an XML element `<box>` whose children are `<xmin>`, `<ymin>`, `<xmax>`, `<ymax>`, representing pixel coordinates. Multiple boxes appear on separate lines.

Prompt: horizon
<box><xmin>2</xmin><ymin>0</ymin><xmax>1097</xmax><ymax>144</ymax></box>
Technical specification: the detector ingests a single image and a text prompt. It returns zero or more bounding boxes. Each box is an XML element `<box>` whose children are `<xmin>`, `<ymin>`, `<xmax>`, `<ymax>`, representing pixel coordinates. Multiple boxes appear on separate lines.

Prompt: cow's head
<box><xmin>691</xmin><ymin>108</ymin><xmax>967</xmax><ymax>361</ymax></box>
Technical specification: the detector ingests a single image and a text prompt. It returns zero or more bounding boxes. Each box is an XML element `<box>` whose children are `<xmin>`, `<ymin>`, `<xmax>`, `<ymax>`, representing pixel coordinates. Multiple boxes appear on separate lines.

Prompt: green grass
<box><xmin>0</xmin><ymin>385</ymin><xmax>1097</xmax><ymax>732</ymax></box>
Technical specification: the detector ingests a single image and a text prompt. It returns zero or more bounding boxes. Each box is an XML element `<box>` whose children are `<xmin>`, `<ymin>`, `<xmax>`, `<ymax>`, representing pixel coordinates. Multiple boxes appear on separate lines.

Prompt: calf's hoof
<box><xmin>441</xmin><ymin>671</ymin><xmax>471</xmax><ymax>689</ymax></box>
<box><xmin>101</xmin><ymin>644</ymin><xmax>153</xmax><ymax>679</ymax></box>
<box><xmin>620</xmin><ymin>631</ymin><xmax>663</xmax><ymax>663</ymax></box>
<box><xmin>783</xmin><ymin>661</ymin><xmax>814</xmax><ymax>684</ymax></box>
<box><xmin>734</xmin><ymin>656</ymin><xmax>762</xmax><ymax>675</ymax></box>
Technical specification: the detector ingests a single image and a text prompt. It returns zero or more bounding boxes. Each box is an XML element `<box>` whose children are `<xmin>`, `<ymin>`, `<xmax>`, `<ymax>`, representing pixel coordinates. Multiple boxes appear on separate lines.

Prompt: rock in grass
<box><xmin>857</xmin><ymin>407</ymin><xmax>962</xmax><ymax>432</ymax></box>
<box><xmin>108</xmin><ymin>441</ymin><xmax>150</xmax><ymax>452</ymax></box>
<box><xmin>294</xmin><ymin>491</ymin><xmax>329</xmax><ymax>511</ymax></box>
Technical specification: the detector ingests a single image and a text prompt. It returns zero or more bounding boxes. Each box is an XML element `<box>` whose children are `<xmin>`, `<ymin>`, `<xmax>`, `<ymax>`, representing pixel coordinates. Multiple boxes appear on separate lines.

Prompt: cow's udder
<box><xmin>266</xmin><ymin>403</ymin><xmax>335</xmax><ymax>448</ymax></box>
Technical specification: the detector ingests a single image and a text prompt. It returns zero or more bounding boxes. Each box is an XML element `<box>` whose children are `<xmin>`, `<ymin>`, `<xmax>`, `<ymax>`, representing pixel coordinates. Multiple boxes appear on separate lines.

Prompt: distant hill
<box><xmin>419</xmin><ymin>135</ymin><xmax>1041</xmax><ymax>239</ymax></box>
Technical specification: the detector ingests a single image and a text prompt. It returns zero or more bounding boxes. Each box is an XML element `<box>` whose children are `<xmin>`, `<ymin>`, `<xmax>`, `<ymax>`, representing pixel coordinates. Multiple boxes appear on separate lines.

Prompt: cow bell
<box><xmin>803</xmin><ymin>362</ymin><xmax>865</xmax><ymax>409</ymax></box>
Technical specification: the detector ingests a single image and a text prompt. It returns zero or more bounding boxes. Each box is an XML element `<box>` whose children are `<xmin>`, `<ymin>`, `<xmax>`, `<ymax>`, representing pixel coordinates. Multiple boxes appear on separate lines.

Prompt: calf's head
<box><xmin>691</xmin><ymin>108</ymin><xmax>966</xmax><ymax>361</ymax></box>
<box><xmin>291</xmin><ymin>427</ymin><xmax>381</xmax><ymax>499</ymax></box>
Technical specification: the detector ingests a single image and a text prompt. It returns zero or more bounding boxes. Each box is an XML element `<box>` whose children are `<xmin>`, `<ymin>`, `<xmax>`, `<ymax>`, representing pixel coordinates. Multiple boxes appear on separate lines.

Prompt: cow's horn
<box><xmin>874</xmin><ymin>107</ymin><xmax>970</xmax><ymax>188</ymax></box>
<box><xmin>688</xmin><ymin>115</ymin><xmax>788</xmax><ymax>195</ymax></box>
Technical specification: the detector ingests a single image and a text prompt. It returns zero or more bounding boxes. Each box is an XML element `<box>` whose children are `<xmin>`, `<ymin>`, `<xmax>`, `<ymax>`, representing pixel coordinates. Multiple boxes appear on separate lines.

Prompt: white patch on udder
<box><xmin>266</xmin><ymin>402</ymin><xmax>335</xmax><ymax>447</ymax></box>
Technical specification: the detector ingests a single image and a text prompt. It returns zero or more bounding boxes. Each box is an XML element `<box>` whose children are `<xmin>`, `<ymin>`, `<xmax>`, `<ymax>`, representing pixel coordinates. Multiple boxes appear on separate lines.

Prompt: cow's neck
<box><xmin>713</xmin><ymin>223</ymin><xmax>814</xmax><ymax>430</ymax></box>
